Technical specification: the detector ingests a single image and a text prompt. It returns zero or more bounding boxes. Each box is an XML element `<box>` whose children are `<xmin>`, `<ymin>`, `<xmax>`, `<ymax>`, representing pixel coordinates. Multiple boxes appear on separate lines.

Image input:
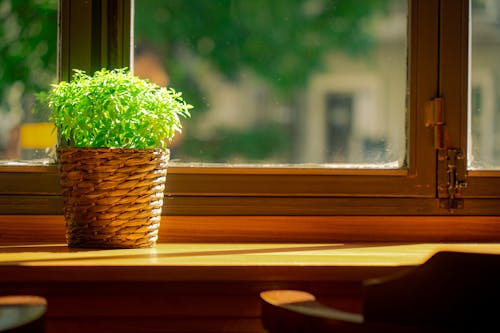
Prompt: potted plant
<box><xmin>44</xmin><ymin>68</ymin><xmax>192</xmax><ymax>248</ymax></box>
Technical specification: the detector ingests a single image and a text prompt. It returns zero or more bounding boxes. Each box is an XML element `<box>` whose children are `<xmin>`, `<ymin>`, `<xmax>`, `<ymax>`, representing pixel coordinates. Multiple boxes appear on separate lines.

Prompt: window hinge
<box><xmin>425</xmin><ymin>97</ymin><xmax>448</xmax><ymax>150</ymax></box>
<box><xmin>437</xmin><ymin>148</ymin><xmax>468</xmax><ymax>211</ymax></box>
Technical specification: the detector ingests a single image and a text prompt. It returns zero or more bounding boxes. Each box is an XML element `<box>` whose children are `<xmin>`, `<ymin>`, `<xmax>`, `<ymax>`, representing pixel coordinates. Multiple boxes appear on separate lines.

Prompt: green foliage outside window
<box><xmin>0</xmin><ymin>0</ymin><xmax>57</xmax><ymax>120</ymax></box>
<box><xmin>135</xmin><ymin>0</ymin><xmax>389</xmax><ymax>93</ymax></box>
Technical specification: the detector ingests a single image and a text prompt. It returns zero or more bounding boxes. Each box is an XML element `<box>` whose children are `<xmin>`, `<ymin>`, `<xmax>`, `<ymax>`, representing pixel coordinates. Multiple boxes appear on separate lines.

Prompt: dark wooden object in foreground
<box><xmin>261</xmin><ymin>251</ymin><xmax>500</xmax><ymax>333</ymax></box>
<box><xmin>0</xmin><ymin>296</ymin><xmax>47</xmax><ymax>333</ymax></box>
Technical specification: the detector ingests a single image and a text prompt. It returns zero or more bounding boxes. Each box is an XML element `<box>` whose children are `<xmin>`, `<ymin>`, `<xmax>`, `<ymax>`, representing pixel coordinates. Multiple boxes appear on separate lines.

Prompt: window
<box><xmin>0</xmin><ymin>0</ymin><xmax>499</xmax><ymax>221</ymax></box>
<box><xmin>134</xmin><ymin>0</ymin><xmax>408</xmax><ymax>167</ymax></box>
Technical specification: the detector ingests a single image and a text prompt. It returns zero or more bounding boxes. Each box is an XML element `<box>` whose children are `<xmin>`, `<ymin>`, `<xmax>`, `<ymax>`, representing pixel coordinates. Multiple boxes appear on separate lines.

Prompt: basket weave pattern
<box><xmin>58</xmin><ymin>148</ymin><xmax>169</xmax><ymax>248</ymax></box>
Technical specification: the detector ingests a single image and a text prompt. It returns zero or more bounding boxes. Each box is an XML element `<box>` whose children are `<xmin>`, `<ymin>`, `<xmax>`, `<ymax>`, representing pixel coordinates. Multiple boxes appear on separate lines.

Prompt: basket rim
<box><xmin>57</xmin><ymin>147</ymin><xmax>170</xmax><ymax>152</ymax></box>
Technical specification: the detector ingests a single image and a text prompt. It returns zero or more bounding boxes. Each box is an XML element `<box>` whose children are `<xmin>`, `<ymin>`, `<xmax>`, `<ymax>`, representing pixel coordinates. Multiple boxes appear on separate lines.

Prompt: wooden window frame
<box><xmin>440</xmin><ymin>0</ymin><xmax>500</xmax><ymax>200</ymax></box>
<box><xmin>0</xmin><ymin>0</ymin><xmax>499</xmax><ymax>224</ymax></box>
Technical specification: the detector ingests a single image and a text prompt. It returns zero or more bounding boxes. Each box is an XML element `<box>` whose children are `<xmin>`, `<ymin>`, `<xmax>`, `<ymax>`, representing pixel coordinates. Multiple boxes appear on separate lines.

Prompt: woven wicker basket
<box><xmin>58</xmin><ymin>147</ymin><xmax>169</xmax><ymax>248</ymax></box>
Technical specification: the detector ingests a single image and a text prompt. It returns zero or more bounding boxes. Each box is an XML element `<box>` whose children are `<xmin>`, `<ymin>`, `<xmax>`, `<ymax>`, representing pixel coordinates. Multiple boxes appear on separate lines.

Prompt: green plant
<box><xmin>44</xmin><ymin>68</ymin><xmax>192</xmax><ymax>149</ymax></box>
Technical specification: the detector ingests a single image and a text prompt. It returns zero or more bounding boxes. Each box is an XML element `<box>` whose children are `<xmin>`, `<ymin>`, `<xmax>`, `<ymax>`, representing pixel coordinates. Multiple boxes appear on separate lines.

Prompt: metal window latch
<box><xmin>437</xmin><ymin>148</ymin><xmax>468</xmax><ymax>211</ymax></box>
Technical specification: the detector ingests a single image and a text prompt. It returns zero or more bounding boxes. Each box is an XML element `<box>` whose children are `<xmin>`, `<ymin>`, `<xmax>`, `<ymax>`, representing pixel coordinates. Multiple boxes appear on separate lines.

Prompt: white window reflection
<box><xmin>469</xmin><ymin>0</ymin><xmax>500</xmax><ymax>169</ymax></box>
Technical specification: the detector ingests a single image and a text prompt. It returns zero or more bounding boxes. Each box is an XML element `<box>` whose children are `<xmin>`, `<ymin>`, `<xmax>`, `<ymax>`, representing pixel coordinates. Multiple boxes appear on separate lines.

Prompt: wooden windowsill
<box><xmin>1</xmin><ymin>242</ymin><xmax>500</xmax><ymax>283</ymax></box>
<box><xmin>2</xmin><ymin>241</ymin><xmax>500</xmax><ymax>333</ymax></box>
<box><xmin>1</xmin><ymin>215</ymin><xmax>499</xmax><ymax>283</ymax></box>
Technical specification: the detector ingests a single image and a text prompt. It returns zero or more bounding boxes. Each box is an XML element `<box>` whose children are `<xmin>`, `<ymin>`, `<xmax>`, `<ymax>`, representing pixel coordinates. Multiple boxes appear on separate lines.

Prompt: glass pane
<box><xmin>135</xmin><ymin>0</ymin><xmax>408</xmax><ymax>167</ymax></box>
<box><xmin>0</xmin><ymin>0</ymin><xmax>58</xmax><ymax>164</ymax></box>
<box><xmin>469</xmin><ymin>0</ymin><xmax>500</xmax><ymax>169</ymax></box>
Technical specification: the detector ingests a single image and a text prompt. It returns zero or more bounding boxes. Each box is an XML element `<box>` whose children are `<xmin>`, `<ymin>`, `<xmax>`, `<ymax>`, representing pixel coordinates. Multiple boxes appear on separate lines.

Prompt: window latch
<box><xmin>437</xmin><ymin>148</ymin><xmax>468</xmax><ymax>211</ymax></box>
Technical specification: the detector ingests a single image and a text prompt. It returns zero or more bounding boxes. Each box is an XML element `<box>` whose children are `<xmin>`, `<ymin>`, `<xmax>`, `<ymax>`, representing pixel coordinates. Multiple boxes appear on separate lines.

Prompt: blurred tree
<box><xmin>135</xmin><ymin>0</ymin><xmax>389</xmax><ymax>93</ymax></box>
<box><xmin>0</xmin><ymin>0</ymin><xmax>57</xmax><ymax>117</ymax></box>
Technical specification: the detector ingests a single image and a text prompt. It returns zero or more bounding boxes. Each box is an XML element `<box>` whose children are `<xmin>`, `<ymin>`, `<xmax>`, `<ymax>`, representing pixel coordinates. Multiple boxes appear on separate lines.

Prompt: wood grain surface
<box><xmin>1</xmin><ymin>215</ymin><xmax>500</xmax><ymax>244</ymax></box>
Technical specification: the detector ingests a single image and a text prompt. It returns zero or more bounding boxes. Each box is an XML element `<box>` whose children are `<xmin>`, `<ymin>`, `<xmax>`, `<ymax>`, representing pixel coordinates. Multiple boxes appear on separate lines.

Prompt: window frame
<box><xmin>440</xmin><ymin>0</ymin><xmax>500</xmax><ymax>200</ymax></box>
<box><xmin>1</xmin><ymin>0</ymin><xmax>500</xmax><ymax>219</ymax></box>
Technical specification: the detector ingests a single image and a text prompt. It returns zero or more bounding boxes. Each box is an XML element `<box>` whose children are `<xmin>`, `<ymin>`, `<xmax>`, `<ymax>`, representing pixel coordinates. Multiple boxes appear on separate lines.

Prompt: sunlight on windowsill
<box><xmin>1</xmin><ymin>242</ymin><xmax>499</xmax><ymax>267</ymax></box>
